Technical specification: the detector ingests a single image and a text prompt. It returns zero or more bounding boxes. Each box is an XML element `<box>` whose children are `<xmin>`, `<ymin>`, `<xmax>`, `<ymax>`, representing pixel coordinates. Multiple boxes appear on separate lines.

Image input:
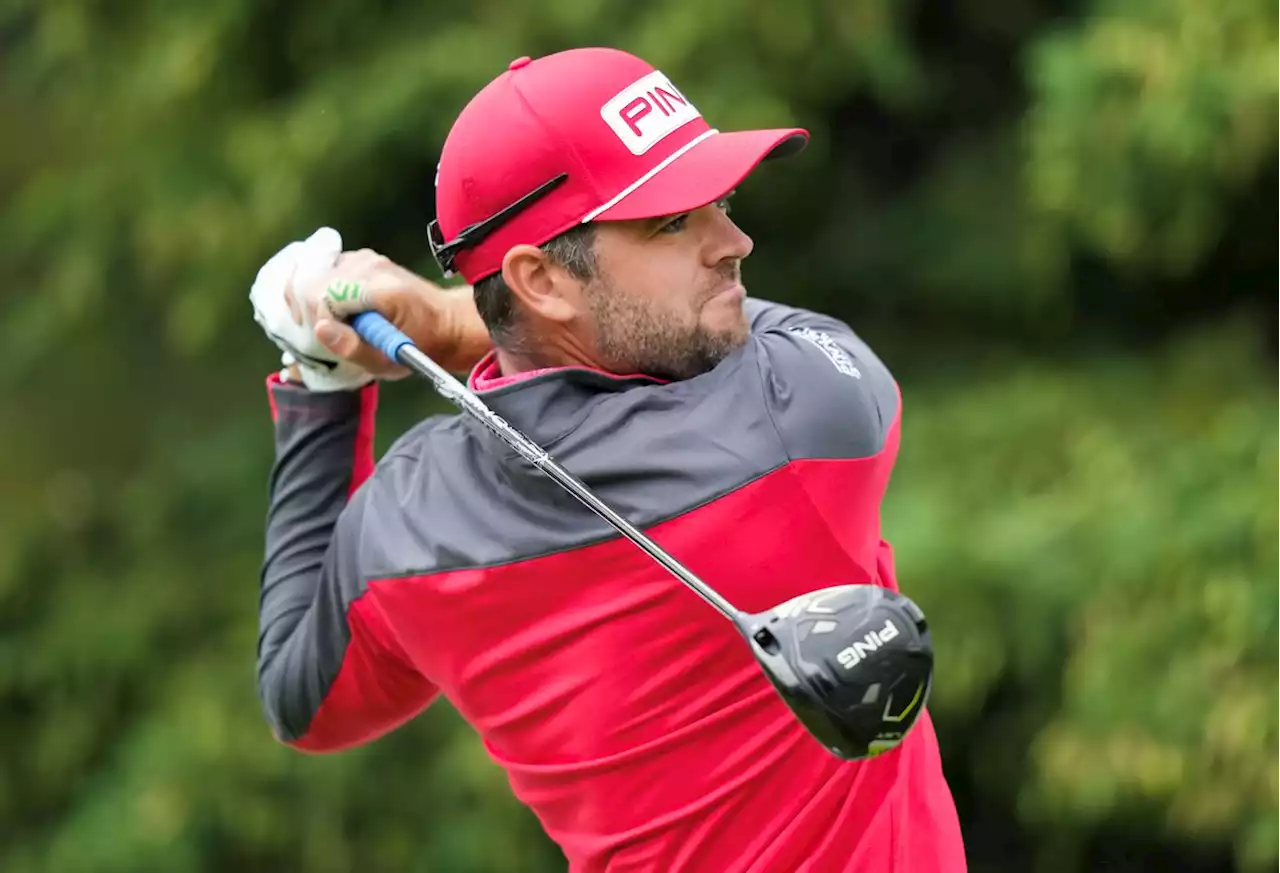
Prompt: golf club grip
<box><xmin>351</xmin><ymin>311</ymin><xmax>413</xmax><ymax>363</ymax></box>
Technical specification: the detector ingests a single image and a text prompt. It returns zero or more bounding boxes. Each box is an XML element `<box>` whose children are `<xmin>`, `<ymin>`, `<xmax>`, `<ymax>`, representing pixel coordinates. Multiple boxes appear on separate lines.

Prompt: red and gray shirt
<box><xmin>259</xmin><ymin>298</ymin><xmax>966</xmax><ymax>873</ymax></box>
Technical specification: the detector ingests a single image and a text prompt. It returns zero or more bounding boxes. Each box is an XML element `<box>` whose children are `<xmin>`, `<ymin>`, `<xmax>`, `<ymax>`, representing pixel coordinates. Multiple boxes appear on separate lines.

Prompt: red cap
<box><xmin>431</xmin><ymin>47</ymin><xmax>808</xmax><ymax>283</ymax></box>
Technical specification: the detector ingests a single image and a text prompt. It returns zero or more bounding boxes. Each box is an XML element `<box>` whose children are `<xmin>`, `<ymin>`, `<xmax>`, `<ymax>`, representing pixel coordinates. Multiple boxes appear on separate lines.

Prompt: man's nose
<box><xmin>703</xmin><ymin>204</ymin><xmax>754</xmax><ymax>265</ymax></box>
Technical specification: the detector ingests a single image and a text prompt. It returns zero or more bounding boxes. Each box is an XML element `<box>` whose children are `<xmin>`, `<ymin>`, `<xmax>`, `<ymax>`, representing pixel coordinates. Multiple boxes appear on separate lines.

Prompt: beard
<box><xmin>585</xmin><ymin>269</ymin><xmax>750</xmax><ymax>381</ymax></box>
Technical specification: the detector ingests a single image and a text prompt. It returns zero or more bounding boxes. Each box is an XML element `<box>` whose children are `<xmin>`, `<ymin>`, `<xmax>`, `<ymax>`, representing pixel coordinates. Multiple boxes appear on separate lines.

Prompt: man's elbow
<box><xmin>268</xmin><ymin>728</ymin><xmax>348</xmax><ymax>755</ymax></box>
<box><xmin>256</xmin><ymin>664</ymin><xmax>390</xmax><ymax>755</ymax></box>
<box><xmin>256</xmin><ymin>656</ymin><xmax>317</xmax><ymax>751</ymax></box>
<box><xmin>258</xmin><ymin>691</ymin><xmax>348</xmax><ymax>754</ymax></box>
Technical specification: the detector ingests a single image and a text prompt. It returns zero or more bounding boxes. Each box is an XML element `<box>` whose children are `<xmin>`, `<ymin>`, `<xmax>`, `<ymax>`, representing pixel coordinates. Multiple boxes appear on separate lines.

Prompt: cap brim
<box><xmin>588</xmin><ymin>127</ymin><xmax>808</xmax><ymax>223</ymax></box>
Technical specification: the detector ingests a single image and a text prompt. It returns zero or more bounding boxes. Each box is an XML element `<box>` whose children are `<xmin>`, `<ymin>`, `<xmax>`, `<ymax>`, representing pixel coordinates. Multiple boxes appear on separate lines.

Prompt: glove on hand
<box><xmin>249</xmin><ymin>227</ymin><xmax>374</xmax><ymax>392</ymax></box>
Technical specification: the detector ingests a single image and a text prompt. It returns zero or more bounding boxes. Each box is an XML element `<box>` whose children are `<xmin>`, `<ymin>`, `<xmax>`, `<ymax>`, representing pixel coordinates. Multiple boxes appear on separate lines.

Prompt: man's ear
<box><xmin>500</xmin><ymin>245</ymin><xmax>579</xmax><ymax>324</ymax></box>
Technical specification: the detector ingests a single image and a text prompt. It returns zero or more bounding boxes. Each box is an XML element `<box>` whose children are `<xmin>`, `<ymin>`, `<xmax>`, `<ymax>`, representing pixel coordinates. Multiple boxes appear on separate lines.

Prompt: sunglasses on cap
<box><xmin>427</xmin><ymin>174</ymin><xmax>568</xmax><ymax>277</ymax></box>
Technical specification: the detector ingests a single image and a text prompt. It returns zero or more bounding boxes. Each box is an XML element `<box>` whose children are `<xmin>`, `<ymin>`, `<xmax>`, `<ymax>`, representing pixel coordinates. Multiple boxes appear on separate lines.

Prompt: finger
<box><xmin>313</xmin><ymin>318</ymin><xmax>364</xmax><ymax>360</ymax></box>
<box><xmin>320</xmin><ymin>280</ymin><xmax>378</xmax><ymax>320</ymax></box>
<box><xmin>333</xmin><ymin>248</ymin><xmax>382</xmax><ymax>273</ymax></box>
<box><xmin>314</xmin><ymin>319</ymin><xmax>410</xmax><ymax>379</ymax></box>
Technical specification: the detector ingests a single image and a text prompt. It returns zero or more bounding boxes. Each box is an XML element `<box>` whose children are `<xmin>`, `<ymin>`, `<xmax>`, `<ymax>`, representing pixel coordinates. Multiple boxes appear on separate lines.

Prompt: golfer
<box><xmin>251</xmin><ymin>47</ymin><xmax>966</xmax><ymax>873</ymax></box>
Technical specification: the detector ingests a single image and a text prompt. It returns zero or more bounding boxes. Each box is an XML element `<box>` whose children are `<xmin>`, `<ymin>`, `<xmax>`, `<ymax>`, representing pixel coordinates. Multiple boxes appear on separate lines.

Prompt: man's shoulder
<box><xmin>355</xmin><ymin>412</ymin><xmax>470</xmax><ymax>509</ymax></box>
<box><xmin>344</xmin><ymin>411</ymin><xmax>494</xmax><ymax>579</ymax></box>
<box><xmin>382</xmin><ymin>412</ymin><xmax>468</xmax><ymax>463</ymax></box>
<box><xmin>743</xmin><ymin>299</ymin><xmax>900</xmax><ymax>461</ymax></box>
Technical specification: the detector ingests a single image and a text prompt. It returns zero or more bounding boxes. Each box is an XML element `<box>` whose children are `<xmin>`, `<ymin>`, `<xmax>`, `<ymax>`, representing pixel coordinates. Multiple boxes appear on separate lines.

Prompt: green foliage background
<box><xmin>0</xmin><ymin>0</ymin><xmax>1275</xmax><ymax>871</ymax></box>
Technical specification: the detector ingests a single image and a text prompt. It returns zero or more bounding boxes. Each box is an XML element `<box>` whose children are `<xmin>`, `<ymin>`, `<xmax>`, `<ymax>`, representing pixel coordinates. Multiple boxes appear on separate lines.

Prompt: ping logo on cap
<box><xmin>601</xmin><ymin>71</ymin><xmax>702</xmax><ymax>156</ymax></box>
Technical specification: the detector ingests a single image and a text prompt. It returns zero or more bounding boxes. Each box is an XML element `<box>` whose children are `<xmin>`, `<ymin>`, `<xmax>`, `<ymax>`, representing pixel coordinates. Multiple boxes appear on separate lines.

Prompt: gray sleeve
<box><xmin>258</xmin><ymin>379</ymin><xmax>433</xmax><ymax>748</ymax></box>
<box><xmin>744</xmin><ymin>298</ymin><xmax>900</xmax><ymax>460</ymax></box>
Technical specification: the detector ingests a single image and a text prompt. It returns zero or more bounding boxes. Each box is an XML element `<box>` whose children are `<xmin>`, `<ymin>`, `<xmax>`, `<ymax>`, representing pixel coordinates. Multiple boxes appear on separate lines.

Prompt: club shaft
<box><xmin>396</xmin><ymin>343</ymin><xmax>741</xmax><ymax>622</ymax></box>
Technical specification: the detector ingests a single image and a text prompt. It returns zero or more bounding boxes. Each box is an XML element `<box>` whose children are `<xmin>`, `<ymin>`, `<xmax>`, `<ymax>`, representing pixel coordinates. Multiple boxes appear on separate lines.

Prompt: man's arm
<box><xmin>306</xmin><ymin>255</ymin><xmax>493</xmax><ymax>377</ymax></box>
<box><xmin>258</xmin><ymin>375</ymin><xmax>438</xmax><ymax>752</ymax></box>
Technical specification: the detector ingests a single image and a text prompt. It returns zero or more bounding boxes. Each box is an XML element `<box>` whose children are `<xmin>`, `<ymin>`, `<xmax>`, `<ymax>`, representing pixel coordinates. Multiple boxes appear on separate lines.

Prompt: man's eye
<box><xmin>659</xmin><ymin>213</ymin><xmax>690</xmax><ymax>233</ymax></box>
<box><xmin>658</xmin><ymin>197</ymin><xmax>731</xmax><ymax>234</ymax></box>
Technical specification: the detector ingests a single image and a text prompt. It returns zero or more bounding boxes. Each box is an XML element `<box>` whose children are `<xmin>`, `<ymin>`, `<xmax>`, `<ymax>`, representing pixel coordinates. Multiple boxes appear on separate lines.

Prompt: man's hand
<box><xmin>250</xmin><ymin>227</ymin><xmax>494</xmax><ymax>390</ymax></box>
<box><xmin>250</xmin><ymin>228</ymin><xmax>376</xmax><ymax>392</ymax></box>
<box><xmin>292</xmin><ymin>248</ymin><xmax>493</xmax><ymax>378</ymax></box>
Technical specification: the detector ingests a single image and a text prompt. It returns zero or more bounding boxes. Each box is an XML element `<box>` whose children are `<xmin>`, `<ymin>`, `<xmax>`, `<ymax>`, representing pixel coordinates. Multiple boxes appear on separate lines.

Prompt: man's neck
<box><xmin>493</xmin><ymin>348</ymin><xmax>546</xmax><ymax>377</ymax></box>
<box><xmin>494</xmin><ymin>329</ymin><xmax>606</xmax><ymax>377</ymax></box>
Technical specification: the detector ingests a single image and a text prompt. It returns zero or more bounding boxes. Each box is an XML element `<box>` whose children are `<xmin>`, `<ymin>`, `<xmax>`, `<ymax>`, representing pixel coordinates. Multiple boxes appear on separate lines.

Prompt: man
<box><xmin>251</xmin><ymin>47</ymin><xmax>966</xmax><ymax>872</ymax></box>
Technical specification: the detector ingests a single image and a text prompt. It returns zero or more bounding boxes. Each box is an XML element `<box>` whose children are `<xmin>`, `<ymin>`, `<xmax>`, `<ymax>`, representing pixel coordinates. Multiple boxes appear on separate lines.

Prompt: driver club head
<box><xmin>736</xmin><ymin>585</ymin><xmax>934</xmax><ymax>761</ymax></box>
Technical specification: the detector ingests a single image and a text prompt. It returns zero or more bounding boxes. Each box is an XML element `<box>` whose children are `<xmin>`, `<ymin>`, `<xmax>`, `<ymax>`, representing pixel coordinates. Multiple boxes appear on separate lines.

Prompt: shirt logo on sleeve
<box><xmin>788</xmin><ymin>327</ymin><xmax>861</xmax><ymax>379</ymax></box>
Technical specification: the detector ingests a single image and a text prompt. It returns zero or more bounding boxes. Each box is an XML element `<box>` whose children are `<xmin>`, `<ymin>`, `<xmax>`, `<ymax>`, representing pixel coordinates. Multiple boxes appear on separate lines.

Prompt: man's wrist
<box><xmin>435</xmin><ymin>285</ymin><xmax>493</xmax><ymax>373</ymax></box>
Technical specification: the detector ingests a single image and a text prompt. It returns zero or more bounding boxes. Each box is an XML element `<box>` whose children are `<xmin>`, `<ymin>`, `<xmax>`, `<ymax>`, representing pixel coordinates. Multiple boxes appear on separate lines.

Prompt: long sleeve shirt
<box><xmin>257</xmin><ymin>298</ymin><xmax>966</xmax><ymax>873</ymax></box>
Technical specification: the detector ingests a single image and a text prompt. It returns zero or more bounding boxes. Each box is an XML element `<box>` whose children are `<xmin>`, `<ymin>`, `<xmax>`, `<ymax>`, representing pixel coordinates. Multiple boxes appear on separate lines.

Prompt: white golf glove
<box><xmin>249</xmin><ymin>227</ymin><xmax>374</xmax><ymax>392</ymax></box>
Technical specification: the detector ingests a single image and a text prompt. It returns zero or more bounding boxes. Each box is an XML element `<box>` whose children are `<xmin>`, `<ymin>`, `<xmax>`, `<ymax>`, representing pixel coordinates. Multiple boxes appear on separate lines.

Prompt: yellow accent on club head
<box><xmin>882</xmin><ymin>681</ymin><xmax>925</xmax><ymax>723</ymax></box>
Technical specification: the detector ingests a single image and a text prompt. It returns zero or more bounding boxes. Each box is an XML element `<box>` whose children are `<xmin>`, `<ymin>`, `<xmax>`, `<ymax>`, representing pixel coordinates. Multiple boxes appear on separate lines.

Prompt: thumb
<box><xmin>315</xmin><ymin>318</ymin><xmax>410</xmax><ymax>379</ymax></box>
<box><xmin>314</xmin><ymin>318</ymin><xmax>350</xmax><ymax>353</ymax></box>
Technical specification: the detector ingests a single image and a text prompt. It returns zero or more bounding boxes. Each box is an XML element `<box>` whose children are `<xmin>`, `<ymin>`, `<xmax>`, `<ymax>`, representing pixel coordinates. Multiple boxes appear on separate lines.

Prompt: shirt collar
<box><xmin>460</xmin><ymin>351</ymin><xmax>666</xmax><ymax>455</ymax></box>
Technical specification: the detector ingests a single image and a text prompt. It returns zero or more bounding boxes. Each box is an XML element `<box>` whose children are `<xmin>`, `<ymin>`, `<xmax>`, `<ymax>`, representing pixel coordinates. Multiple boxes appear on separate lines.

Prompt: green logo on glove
<box><xmin>326</xmin><ymin>280</ymin><xmax>363</xmax><ymax>303</ymax></box>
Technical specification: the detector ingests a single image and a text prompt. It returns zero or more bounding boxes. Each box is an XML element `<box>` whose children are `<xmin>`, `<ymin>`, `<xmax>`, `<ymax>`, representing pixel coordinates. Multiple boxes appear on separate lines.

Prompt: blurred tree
<box><xmin>0</xmin><ymin>0</ymin><xmax>1274</xmax><ymax>870</ymax></box>
<box><xmin>887</xmin><ymin>317</ymin><xmax>1277</xmax><ymax>873</ymax></box>
<box><xmin>1024</xmin><ymin>0</ymin><xmax>1276</xmax><ymax>276</ymax></box>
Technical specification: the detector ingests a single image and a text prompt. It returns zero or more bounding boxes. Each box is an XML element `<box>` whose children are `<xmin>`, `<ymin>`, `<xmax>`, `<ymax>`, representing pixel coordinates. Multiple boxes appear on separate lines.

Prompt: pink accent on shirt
<box><xmin>468</xmin><ymin>351</ymin><xmax>668</xmax><ymax>391</ymax></box>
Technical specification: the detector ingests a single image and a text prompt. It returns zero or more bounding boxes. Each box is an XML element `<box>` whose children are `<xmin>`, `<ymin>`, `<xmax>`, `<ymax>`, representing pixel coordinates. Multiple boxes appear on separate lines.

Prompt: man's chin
<box><xmin>702</xmin><ymin>306</ymin><xmax>750</xmax><ymax>350</ymax></box>
<box><xmin>694</xmin><ymin>321</ymin><xmax>750</xmax><ymax>372</ymax></box>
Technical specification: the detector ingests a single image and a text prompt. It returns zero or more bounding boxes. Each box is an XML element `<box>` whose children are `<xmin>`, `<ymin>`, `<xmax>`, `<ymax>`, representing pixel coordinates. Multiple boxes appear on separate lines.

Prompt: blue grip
<box><xmin>351</xmin><ymin>311</ymin><xmax>414</xmax><ymax>362</ymax></box>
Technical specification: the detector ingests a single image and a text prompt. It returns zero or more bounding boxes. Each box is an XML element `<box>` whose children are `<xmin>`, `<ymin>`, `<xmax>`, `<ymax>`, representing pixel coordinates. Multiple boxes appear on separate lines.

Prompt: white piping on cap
<box><xmin>580</xmin><ymin>129</ymin><xmax>720</xmax><ymax>223</ymax></box>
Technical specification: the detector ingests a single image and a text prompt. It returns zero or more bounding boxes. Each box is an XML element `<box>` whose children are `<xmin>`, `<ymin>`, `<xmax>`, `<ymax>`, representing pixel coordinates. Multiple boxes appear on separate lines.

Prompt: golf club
<box><xmin>350</xmin><ymin>311</ymin><xmax>934</xmax><ymax>761</ymax></box>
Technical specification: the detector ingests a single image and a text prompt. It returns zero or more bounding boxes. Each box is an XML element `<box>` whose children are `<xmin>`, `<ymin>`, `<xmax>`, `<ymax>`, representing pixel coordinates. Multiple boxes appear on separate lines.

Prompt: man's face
<box><xmin>580</xmin><ymin>197</ymin><xmax>754</xmax><ymax>381</ymax></box>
